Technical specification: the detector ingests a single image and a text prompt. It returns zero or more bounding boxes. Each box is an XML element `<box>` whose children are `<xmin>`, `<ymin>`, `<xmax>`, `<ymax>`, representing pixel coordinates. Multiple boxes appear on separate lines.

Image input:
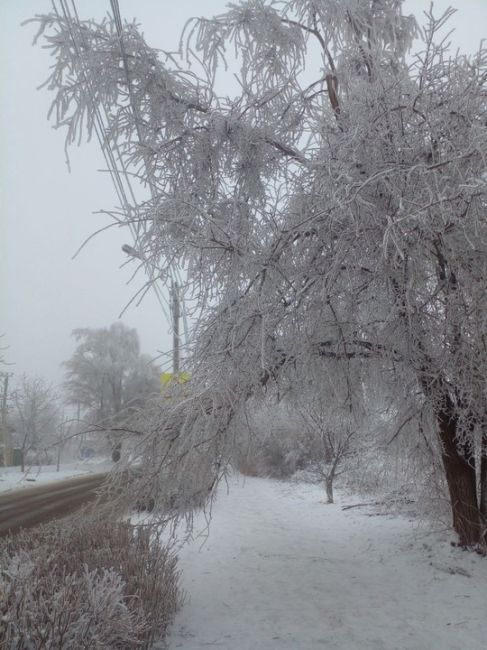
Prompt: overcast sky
<box><xmin>1</xmin><ymin>0</ymin><xmax>486</xmax><ymax>389</ymax></box>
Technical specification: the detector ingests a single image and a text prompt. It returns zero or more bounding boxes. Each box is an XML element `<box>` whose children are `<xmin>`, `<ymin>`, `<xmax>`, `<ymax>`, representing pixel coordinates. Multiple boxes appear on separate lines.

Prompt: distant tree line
<box><xmin>3</xmin><ymin>323</ymin><xmax>159</xmax><ymax>468</ymax></box>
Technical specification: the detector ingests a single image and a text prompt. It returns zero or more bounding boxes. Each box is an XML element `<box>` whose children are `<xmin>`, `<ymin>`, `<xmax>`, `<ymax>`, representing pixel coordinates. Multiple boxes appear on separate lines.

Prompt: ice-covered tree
<box><xmin>63</xmin><ymin>323</ymin><xmax>160</xmax><ymax>423</ymax></box>
<box><xmin>10</xmin><ymin>375</ymin><xmax>60</xmax><ymax>471</ymax></box>
<box><xmin>299</xmin><ymin>399</ymin><xmax>357</xmax><ymax>504</ymax></box>
<box><xmin>34</xmin><ymin>1</ymin><xmax>487</xmax><ymax>545</ymax></box>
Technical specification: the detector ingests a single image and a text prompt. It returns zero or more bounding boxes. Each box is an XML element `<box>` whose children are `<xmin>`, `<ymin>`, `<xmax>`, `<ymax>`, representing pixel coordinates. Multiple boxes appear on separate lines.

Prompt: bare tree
<box><xmin>10</xmin><ymin>375</ymin><xmax>60</xmax><ymax>471</ymax></box>
<box><xmin>34</xmin><ymin>1</ymin><xmax>487</xmax><ymax>545</ymax></box>
<box><xmin>299</xmin><ymin>402</ymin><xmax>356</xmax><ymax>504</ymax></box>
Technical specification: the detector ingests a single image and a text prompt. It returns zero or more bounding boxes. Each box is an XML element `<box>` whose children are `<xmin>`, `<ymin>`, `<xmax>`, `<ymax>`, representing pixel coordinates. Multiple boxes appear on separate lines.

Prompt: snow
<box><xmin>0</xmin><ymin>459</ymin><xmax>111</xmax><ymax>493</ymax></box>
<box><xmin>166</xmin><ymin>476</ymin><xmax>487</xmax><ymax>650</ymax></box>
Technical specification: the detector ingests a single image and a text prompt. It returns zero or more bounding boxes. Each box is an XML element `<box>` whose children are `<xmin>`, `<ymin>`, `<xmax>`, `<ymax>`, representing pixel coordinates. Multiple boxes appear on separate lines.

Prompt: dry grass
<box><xmin>0</xmin><ymin>514</ymin><xmax>182</xmax><ymax>649</ymax></box>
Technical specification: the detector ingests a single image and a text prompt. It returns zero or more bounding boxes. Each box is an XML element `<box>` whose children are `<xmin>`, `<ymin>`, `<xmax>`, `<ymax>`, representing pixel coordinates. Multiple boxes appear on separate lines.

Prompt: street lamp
<box><xmin>121</xmin><ymin>243</ymin><xmax>141</xmax><ymax>258</ymax></box>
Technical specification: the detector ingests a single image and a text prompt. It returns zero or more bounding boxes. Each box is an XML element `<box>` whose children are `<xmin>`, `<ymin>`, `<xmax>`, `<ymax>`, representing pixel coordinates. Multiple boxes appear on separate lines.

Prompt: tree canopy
<box><xmin>35</xmin><ymin>1</ymin><xmax>487</xmax><ymax>545</ymax></box>
<box><xmin>63</xmin><ymin>322</ymin><xmax>160</xmax><ymax>423</ymax></box>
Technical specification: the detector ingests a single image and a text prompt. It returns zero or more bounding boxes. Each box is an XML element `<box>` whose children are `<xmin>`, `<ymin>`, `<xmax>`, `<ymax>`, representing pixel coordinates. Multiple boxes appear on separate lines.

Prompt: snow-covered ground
<box><xmin>0</xmin><ymin>458</ymin><xmax>111</xmax><ymax>493</ymax></box>
<box><xmin>166</xmin><ymin>476</ymin><xmax>487</xmax><ymax>650</ymax></box>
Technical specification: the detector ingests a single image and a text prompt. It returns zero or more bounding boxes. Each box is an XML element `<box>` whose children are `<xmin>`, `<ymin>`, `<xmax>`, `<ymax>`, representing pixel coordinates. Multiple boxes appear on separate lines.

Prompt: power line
<box><xmin>108</xmin><ymin>0</ymin><xmax>188</xmax><ymax>369</ymax></box>
<box><xmin>51</xmin><ymin>0</ymin><xmax>189</xmax><ymax>353</ymax></box>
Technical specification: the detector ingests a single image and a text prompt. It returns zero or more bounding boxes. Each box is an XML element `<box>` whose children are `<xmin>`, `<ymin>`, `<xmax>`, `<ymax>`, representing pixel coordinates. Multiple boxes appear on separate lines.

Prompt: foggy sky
<box><xmin>1</xmin><ymin>0</ymin><xmax>485</xmax><ymax>389</ymax></box>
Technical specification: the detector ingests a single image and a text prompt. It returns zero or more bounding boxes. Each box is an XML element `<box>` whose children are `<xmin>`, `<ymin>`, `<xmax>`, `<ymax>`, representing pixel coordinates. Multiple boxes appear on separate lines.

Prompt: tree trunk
<box><xmin>325</xmin><ymin>476</ymin><xmax>334</xmax><ymax>504</ymax></box>
<box><xmin>56</xmin><ymin>438</ymin><xmax>62</xmax><ymax>472</ymax></box>
<box><xmin>416</xmin><ymin>363</ymin><xmax>481</xmax><ymax>546</ymax></box>
<box><xmin>324</xmin><ymin>445</ymin><xmax>333</xmax><ymax>464</ymax></box>
<box><xmin>437</xmin><ymin>409</ymin><xmax>480</xmax><ymax>546</ymax></box>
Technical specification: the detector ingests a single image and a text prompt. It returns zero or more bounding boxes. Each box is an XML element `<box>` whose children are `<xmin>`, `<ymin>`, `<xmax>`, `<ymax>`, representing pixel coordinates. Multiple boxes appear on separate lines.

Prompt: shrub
<box><xmin>236</xmin><ymin>424</ymin><xmax>321</xmax><ymax>479</ymax></box>
<box><xmin>0</xmin><ymin>514</ymin><xmax>182</xmax><ymax>649</ymax></box>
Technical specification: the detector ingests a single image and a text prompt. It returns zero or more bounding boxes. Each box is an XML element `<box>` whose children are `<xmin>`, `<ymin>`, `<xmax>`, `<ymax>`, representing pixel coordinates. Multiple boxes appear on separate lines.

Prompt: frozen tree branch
<box><xmin>32</xmin><ymin>1</ymin><xmax>487</xmax><ymax>545</ymax></box>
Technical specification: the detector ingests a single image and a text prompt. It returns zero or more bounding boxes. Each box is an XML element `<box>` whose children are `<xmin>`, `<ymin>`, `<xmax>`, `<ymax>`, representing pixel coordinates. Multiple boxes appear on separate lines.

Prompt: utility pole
<box><xmin>172</xmin><ymin>281</ymin><xmax>180</xmax><ymax>376</ymax></box>
<box><xmin>122</xmin><ymin>243</ymin><xmax>180</xmax><ymax>372</ymax></box>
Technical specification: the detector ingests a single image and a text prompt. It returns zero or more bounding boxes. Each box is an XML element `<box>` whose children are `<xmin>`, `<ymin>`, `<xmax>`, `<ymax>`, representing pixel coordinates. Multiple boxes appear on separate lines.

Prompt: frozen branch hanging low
<box><xmin>32</xmin><ymin>1</ymin><xmax>487</xmax><ymax>546</ymax></box>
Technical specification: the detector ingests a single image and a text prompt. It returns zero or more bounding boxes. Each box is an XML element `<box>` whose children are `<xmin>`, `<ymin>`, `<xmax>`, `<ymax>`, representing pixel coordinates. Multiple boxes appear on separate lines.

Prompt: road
<box><xmin>0</xmin><ymin>472</ymin><xmax>109</xmax><ymax>537</ymax></box>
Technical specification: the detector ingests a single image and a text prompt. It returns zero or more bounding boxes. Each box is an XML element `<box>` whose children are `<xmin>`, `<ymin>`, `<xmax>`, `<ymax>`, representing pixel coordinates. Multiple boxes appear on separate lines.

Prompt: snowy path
<box><xmin>166</xmin><ymin>477</ymin><xmax>487</xmax><ymax>650</ymax></box>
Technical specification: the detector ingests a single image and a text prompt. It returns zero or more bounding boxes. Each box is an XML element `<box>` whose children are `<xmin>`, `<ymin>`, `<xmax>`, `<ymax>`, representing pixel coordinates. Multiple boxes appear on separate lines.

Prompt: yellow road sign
<box><xmin>160</xmin><ymin>372</ymin><xmax>190</xmax><ymax>397</ymax></box>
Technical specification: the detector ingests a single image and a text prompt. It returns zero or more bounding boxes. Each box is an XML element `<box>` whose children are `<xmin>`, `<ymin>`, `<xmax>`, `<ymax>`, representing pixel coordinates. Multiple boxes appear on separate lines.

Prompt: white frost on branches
<box><xmin>32</xmin><ymin>1</ymin><xmax>487</xmax><ymax>541</ymax></box>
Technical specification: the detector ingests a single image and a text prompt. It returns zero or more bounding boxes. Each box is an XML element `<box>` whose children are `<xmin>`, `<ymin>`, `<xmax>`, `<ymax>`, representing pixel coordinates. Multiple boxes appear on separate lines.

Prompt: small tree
<box><xmin>300</xmin><ymin>402</ymin><xmax>356</xmax><ymax>504</ymax></box>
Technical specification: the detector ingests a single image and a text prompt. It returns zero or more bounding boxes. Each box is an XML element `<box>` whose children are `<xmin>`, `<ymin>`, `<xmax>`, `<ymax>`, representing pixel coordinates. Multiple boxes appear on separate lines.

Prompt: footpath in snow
<box><xmin>166</xmin><ymin>476</ymin><xmax>487</xmax><ymax>650</ymax></box>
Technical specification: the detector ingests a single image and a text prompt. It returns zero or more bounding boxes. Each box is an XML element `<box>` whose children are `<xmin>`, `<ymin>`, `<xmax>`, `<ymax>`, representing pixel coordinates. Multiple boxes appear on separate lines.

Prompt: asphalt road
<box><xmin>0</xmin><ymin>472</ymin><xmax>109</xmax><ymax>537</ymax></box>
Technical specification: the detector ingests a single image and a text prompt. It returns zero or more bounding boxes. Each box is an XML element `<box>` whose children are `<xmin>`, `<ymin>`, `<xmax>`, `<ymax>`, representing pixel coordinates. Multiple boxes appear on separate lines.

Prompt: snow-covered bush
<box><xmin>340</xmin><ymin>422</ymin><xmax>451</xmax><ymax>524</ymax></box>
<box><xmin>0</xmin><ymin>515</ymin><xmax>181</xmax><ymax>648</ymax></box>
<box><xmin>236</xmin><ymin>429</ymin><xmax>309</xmax><ymax>478</ymax></box>
<box><xmin>233</xmin><ymin>403</ymin><xmax>321</xmax><ymax>479</ymax></box>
